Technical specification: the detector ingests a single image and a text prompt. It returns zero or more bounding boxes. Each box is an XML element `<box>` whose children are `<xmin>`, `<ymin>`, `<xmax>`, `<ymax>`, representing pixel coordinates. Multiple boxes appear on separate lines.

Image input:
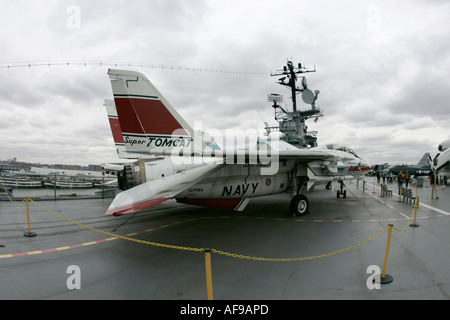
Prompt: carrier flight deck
<box><xmin>1</xmin><ymin>177</ymin><xmax>449</xmax><ymax>300</ymax></box>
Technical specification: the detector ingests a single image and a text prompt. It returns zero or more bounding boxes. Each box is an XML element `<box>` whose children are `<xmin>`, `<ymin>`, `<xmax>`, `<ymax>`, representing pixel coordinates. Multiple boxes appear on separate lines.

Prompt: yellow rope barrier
<box><xmin>392</xmin><ymin>197</ymin><xmax>419</xmax><ymax>232</ymax></box>
<box><xmin>0</xmin><ymin>195</ymin><xmax>391</xmax><ymax>262</ymax></box>
<box><xmin>0</xmin><ymin>176</ymin><xmax>421</xmax><ymax>263</ymax></box>
<box><xmin>0</xmin><ymin>178</ymin><xmax>27</xmax><ymax>204</ymax></box>
<box><xmin>27</xmin><ymin>197</ymin><xmax>205</xmax><ymax>253</ymax></box>
<box><xmin>211</xmin><ymin>226</ymin><xmax>389</xmax><ymax>262</ymax></box>
<box><xmin>2</xmin><ymin>182</ymin><xmax>428</xmax><ymax>297</ymax></box>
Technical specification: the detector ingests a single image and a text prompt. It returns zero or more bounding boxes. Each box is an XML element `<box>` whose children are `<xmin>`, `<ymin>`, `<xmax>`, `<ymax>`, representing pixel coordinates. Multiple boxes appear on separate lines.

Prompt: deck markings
<box><xmin>1</xmin><ymin>185</ymin><xmax>447</xmax><ymax>259</ymax></box>
<box><xmin>0</xmin><ymin>222</ymin><xmax>179</xmax><ymax>259</ymax></box>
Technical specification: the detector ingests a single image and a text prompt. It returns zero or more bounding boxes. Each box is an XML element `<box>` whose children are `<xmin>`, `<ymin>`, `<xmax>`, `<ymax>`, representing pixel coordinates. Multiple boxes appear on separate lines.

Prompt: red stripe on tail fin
<box><xmin>114</xmin><ymin>97</ymin><xmax>189</xmax><ymax>136</ymax></box>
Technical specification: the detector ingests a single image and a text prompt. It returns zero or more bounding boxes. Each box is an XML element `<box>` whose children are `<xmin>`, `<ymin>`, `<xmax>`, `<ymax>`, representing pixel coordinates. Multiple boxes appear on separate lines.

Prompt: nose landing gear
<box><xmin>336</xmin><ymin>181</ymin><xmax>346</xmax><ymax>198</ymax></box>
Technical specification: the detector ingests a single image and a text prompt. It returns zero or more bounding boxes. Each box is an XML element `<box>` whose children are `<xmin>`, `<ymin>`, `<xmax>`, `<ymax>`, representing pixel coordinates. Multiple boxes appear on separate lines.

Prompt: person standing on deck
<box><xmin>429</xmin><ymin>169</ymin><xmax>439</xmax><ymax>199</ymax></box>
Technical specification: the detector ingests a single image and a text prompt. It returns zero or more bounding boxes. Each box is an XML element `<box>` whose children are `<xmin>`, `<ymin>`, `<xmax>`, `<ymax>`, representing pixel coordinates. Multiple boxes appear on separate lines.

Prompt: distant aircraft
<box><xmin>432</xmin><ymin>139</ymin><xmax>450</xmax><ymax>178</ymax></box>
<box><xmin>102</xmin><ymin>62</ymin><xmax>370</xmax><ymax>217</ymax></box>
<box><xmin>389</xmin><ymin>153</ymin><xmax>431</xmax><ymax>177</ymax></box>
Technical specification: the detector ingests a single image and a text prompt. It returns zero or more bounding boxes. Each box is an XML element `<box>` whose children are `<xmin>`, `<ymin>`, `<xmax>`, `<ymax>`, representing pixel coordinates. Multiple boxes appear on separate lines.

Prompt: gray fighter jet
<box><xmin>389</xmin><ymin>153</ymin><xmax>431</xmax><ymax>176</ymax></box>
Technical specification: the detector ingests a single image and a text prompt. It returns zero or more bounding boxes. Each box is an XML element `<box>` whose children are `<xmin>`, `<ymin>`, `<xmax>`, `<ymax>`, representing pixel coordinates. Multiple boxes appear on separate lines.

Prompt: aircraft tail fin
<box><xmin>417</xmin><ymin>153</ymin><xmax>431</xmax><ymax>167</ymax></box>
<box><xmin>107</xmin><ymin>69</ymin><xmax>198</xmax><ymax>155</ymax></box>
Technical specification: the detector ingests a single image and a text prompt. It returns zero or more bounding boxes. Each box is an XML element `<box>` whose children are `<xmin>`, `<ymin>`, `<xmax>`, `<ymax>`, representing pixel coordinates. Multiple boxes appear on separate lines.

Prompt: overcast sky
<box><xmin>0</xmin><ymin>0</ymin><xmax>449</xmax><ymax>167</ymax></box>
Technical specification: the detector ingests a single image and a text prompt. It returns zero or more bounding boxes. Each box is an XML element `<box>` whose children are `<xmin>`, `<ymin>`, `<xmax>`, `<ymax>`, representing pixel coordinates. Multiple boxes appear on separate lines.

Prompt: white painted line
<box><xmin>418</xmin><ymin>202</ymin><xmax>450</xmax><ymax>215</ymax></box>
<box><xmin>366</xmin><ymin>181</ymin><xmax>450</xmax><ymax>216</ymax></box>
<box><xmin>365</xmin><ymin>183</ymin><xmax>410</xmax><ymax>219</ymax></box>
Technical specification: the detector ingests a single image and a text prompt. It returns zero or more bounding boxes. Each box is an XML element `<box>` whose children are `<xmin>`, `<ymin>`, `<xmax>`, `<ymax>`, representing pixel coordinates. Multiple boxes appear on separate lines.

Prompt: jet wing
<box><xmin>149</xmin><ymin>138</ymin><xmax>347</xmax><ymax>160</ymax></box>
<box><xmin>128</xmin><ymin>147</ymin><xmax>348</xmax><ymax>163</ymax></box>
<box><xmin>254</xmin><ymin>139</ymin><xmax>354</xmax><ymax>162</ymax></box>
<box><xmin>106</xmin><ymin>161</ymin><xmax>224</xmax><ymax>216</ymax></box>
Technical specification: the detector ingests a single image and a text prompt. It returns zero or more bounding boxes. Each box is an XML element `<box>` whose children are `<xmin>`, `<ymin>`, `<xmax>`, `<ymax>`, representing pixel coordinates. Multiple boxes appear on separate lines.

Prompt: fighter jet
<box><xmin>389</xmin><ymin>153</ymin><xmax>432</xmax><ymax>177</ymax></box>
<box><xmin>432</xmin><ymin>139</ymin><xmax>450</xmax><ymax>178</ymax></box>
<box><xmin>103</xmin><ymin>62</ymin><xmax>370</xmax><ymax>217</ymax></box>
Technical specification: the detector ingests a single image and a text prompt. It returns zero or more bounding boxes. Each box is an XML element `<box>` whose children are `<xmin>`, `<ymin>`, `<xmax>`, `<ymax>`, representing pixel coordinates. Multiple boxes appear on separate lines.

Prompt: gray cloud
<box><xmin>0</xmin><ymin>0</ymin><xmax>449</xmax><ymax>167</ymax></box>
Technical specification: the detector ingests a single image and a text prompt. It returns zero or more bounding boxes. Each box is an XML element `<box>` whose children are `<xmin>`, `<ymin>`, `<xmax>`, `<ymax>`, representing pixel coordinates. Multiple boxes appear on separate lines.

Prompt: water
<box><xmin>30</xmin><ymin>167</ymin><xmax>106</xmax><ymax>178</ymax></box>
<box><xmin>6</xmin><ymin>187</ymin><xmax>118</xmax><ymax>200</ymax></box>
<box><xmin>1</xmin><ymin>167</ymin><xmax>117</xmax><ymax>200</ymax></box>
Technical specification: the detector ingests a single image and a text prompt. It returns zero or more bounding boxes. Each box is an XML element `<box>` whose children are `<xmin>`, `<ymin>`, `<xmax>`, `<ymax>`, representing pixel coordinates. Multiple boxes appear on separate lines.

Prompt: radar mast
<box><xmin>267</xmin><ymin>60</ymin><xmax>322</xmax><ymax>148</ymax></box>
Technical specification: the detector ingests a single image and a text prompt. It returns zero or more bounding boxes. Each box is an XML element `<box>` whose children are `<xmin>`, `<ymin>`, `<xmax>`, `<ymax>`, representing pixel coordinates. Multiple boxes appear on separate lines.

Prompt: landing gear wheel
<box><xmin>337</xmin><ymin>189</ymin><xmax>347</xmax><ymax>198</ymax></box>
<box><xmin>290</xmin><ymin>194</ymin><xmax>310</xmax><ymax>217</ymax></box>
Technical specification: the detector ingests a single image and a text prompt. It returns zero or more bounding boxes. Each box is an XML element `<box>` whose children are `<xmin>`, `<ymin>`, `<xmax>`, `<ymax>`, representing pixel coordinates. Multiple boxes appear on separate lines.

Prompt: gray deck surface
<box><xmin>1</xmin><ymin>177</ymin><xmax>449</xmax><ymax>300</ymax></box>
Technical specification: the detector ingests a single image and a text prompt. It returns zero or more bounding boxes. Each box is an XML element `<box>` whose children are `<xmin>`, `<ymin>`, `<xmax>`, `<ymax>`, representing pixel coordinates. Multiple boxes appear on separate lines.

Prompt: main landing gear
<box><xmin>290</xmin><ymin>194</ymin><xmax>309</xmax><ymax>217</ymax></box>
<box><xmin>289</xmin><ymin>174</ymin><xmax>310</xmax><ymax>217</ymax></box>
<box><xmin>289</xmin><ymin>181</ymin><xmax>348</xmax><ymax>217</ymax></box>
